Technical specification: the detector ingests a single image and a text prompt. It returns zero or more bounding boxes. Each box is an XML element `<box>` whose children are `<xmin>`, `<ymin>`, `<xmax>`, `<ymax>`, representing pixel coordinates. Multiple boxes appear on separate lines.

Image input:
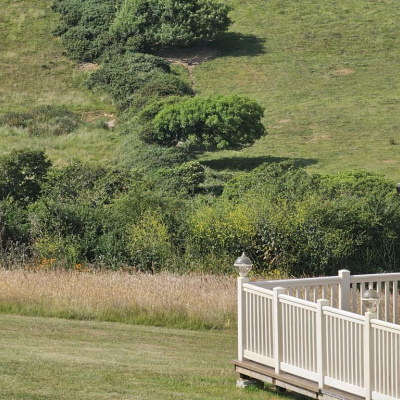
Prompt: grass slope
<box><xmin>1</xmin><ymin>0</ymin><xmax>399</xmax><ymax>175</ymax></box>
<box><xmin>195</xmin><ymin>0</ymin><xmax>400</xmax><ymax>179</ymax></box>
<box><xmin>0</xmin><ymin>0</ymin><xmax>121</xmax><ymax>165</ymax></box>
<box><xmin>0</xmin><ymin>314</ymin><xmax>303</xmax><ymax>400</ymax></box>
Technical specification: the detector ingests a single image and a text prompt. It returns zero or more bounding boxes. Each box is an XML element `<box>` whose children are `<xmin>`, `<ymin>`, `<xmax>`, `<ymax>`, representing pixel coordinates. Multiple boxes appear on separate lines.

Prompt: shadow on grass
<box><xmin>201</xmin><ymin>156</ymin><xmax>318</xmax><ymax>172</ymax></box>
<box><xmin>215</xmin><ymin>32</ymin><xmax>266</xmax><ymax>57</ymax></box>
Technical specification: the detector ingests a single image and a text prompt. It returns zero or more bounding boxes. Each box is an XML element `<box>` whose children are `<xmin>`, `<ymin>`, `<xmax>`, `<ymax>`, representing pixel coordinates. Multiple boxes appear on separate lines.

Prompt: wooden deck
<box><xmin>232</xmin><ymin>359</ymin><xmax>364</xmax><ymax>400</ymax></box>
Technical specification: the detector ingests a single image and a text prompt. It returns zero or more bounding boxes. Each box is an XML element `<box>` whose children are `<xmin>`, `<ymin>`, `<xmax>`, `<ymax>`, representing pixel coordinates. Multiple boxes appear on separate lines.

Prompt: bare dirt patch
<box><xmin>156</xmin><ymin>45</ymin><xmax>220</xmax><ymax>66</ymax></box>
<box><xmin>77</xmin><ymin>62</ymin><xmax>99</xmax><ymax>71</ymax></box>
<box><xmin>334</xmin><ymin>68</ymin><xmax>355</xmax><ymax>76</ymax></box>
<box><xmin>81</xmin><ymin>111</ymin><xmax>116</xmax><ymax>129</ymax></box>
<box><xmin>382</xmin><ymin>159</ymin><xmax>397</xmax><ymax>164</ymax></box>
<box><xmin>307</xmin><ymin>134</ymin><xmax>333</xmax><ymax>143</ymax></box>
<box><xmin>155</xmin><ymin>46</ymin><xmax>220</xmax><ymax>90</ymax></box>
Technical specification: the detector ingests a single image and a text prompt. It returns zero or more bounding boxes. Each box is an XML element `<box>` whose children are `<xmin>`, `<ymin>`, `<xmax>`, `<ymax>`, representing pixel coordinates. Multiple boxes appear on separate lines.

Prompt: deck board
<box><xmin>232</xmin><ymin>359</ymin><xmax>364</xmax><ymax>400</ymax></box>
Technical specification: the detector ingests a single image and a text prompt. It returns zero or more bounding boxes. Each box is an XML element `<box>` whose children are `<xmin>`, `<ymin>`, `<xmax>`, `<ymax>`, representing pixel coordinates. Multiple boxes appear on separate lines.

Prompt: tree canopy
<box><xmin>110</xmin><ymin>0</ymin><xmax>232</xmax><ymax>49</ymax></box>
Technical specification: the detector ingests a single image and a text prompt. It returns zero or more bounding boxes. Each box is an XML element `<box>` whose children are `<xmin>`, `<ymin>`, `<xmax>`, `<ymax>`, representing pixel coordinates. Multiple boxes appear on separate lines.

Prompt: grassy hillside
<box><xmin>195</xmin><ymin>0</ymin><xmax>400</xmax><ymax>179</ymax></box>
<box><xmin>0</xmin><ymin>314</ymin><xmax>302</xmax><ymax>400</ymax></box>
<box><xmin>0</xmin><ymin>0</ymin><xmax>121</xmax><ymax>166</ymax></box>
<box><xmin>0</xmin><ymin>0</ymin><xmax>399</xmax><ymax>177</ymax></box>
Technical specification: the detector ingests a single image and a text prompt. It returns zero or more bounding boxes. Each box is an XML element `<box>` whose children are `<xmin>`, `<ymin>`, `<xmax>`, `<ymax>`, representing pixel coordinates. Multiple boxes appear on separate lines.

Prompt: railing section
<box><xmin>279</xmin><ymin>294</ymin><xmax>318</xmax><ymax>381</ymax></box>
<box><xmin>371</xmin><ymin>319</ymin><xmax>400</xmax><ymax>400</ymax></box>
<box><xmin>250</xmin><ymin>270</ymin><xmax>400</xmax><ymax>323</ymax></box>
<box><xmin>350</xmin><ymin>274</ymin><xmax>400</xmax><ymax>324</ymax></box>
<box><xmin>238</xmin><ymin>273</ymin><xmax>400</xmax><ymax>400</ymax></box>
<box><xmin>324</xmin><ymin>307</ymin><xmax>366</xmax><ymax>397</ymax></box>
<box><xmin>239</xmin><ymin>279</ymin><xmax>275</xmax><ymax>367</ymax></box>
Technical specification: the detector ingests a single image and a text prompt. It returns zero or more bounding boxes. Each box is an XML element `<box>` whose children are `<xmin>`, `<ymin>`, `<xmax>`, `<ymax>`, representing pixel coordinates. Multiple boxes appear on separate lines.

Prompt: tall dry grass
<box><xmin>0</xmin><ymin>269</ymin><xmax>238</xmax><ymax>329</ymax></box>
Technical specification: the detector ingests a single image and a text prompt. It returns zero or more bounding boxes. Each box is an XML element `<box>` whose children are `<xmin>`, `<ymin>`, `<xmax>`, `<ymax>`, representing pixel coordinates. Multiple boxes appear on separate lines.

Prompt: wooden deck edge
<box><xmin>232</xmin><ymin>360</ymin><xmax>364</xmax><ymax>400</ymax></box>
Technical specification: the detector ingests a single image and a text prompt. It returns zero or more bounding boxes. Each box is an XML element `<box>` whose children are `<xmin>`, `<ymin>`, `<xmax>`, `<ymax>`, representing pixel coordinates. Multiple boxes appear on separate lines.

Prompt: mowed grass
<box><xmin>0</xmin><ymin>314</ymin><xmax>304</xmax><ymax>400</ymax></box>
<box><xmin>195</xmin><ymin>0</ymin><xmax>400</xmax><ymax>180</ymax></box>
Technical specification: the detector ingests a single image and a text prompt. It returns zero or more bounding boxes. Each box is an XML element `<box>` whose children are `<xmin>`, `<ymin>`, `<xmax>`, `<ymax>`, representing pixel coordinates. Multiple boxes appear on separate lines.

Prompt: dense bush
<box><xmin>150</xmin><ymin>95</ymin><xmax>266</xmax><ymax>149</ymax></box>
<box><xmin>52</xmin><ymin>0</ymin><xmax>122</xmax><ymax>61</ymax></box>
<box><xmin>190</xmin><ymin>163</ymin><xmax>400</xmax><ymax>276</ymax></box>
<box><xmin>87</xmin><ymin>53</ymin><xmax>192</xmax><ymax>110</ymax></box>
<box><xmin>153</xmin><ymin>161</ymin><xmax>206</xmax><ymax>196</ymax></box>
<box><xmin>52</xmin><ymin>0</ymin><xmax>231</xmax><ymax>60</ymax></box>
<box><xmin>0</xmin><ymin>105</ymin><xmax>81</xmax><ymax>136</ymax></box>
<box><xmin>1</xmin><ymin>150</ymin><xmax>399</xmax><ymax>275</ymax></box>
<box><xmin>129</xmin><ymin>210</ymin><xmax>172</xmax><ymax>272</ymax></box>
<box><xmin>0</xmin><ymin>150</ymin><xmax>52</xmax><ymax>205</ymax></box>
<box><xmin>0</xmin><ymin>198</ymin><xmax>30</xmax><ymax>249</ymax></box>
<box><xmin>29</xmin><ymin>163</ymin><xmax>142</xmax><ymax>267</ymax></box>
<box><xmin>41</xmin><ymin>161</ymin><xmax>133</xmax><ymax>204</ymax></box>
<box><xmin>110</xmin><ymin>0</ymin><xmax>232</xmax><ymax>50</ymax></box>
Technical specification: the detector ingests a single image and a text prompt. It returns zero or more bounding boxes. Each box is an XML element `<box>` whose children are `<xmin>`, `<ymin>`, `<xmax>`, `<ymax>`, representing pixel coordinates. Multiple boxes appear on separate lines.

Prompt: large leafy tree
<box><xmin>151</xmin><ymin>95</ymin><xmax>266</xmax><ymax>149</ymax></box>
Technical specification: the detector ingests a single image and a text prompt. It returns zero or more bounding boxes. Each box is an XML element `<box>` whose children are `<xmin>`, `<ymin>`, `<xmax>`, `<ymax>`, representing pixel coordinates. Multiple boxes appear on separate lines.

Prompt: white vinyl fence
<box><xmin>238</xmin><ymin>270</ymin><xmax>400</xmax><ymax>400</ymax></box>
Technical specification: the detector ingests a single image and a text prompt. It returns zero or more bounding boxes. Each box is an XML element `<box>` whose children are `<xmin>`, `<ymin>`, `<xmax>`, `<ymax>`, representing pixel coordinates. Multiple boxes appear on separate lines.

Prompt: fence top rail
<box><xmin>249</xmin><ymin>276</ymin><xmax>341</xmax><ymax>289</ymax></box>
<box><xmin>371</xmin><ymin>318</ymin><xmax>400</xmax><ymax>333</ymax></box>
<box><xmin>323</xmin><ymin>305</ymin><xmax>365</xmax><ymax>323</ymax></box>
<box><xmin>242</xmin><ymin>283</ymin><xmax>274</xmax><ymax>298</ymax></box>
<box><xmin>279</xmin><ymin>293</ymin><xmax>318</xmax><ymax>311</ymax></box>
<box><xmin>246</xmin><ymin>271</ymin><xmax>400</xmax><ymax>290</ymax></box>
<box><xmin>350</xmin><ymin>272</ymin><xmax>400</xmax><ymax>284</ymax></box>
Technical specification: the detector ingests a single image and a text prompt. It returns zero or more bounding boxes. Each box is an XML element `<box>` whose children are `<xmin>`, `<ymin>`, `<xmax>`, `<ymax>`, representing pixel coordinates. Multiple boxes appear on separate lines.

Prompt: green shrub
<box><xmin>129</xmin><ymin>210</ymin><xmax>172</xmax><ymax>272</ymax></box>
<box><xmin>87</xmin><ymin>52</ymin><xmax>191</xmax><ymax>110</ymax></box>
<box><xmin>52</xmin><ymin>0</ymin><xmax>122</xmax><ymax>61</ymax></box>
<box><xmin>217</xmin><ymin>164</ymin><xmax>400</xmax><ymax>276</ymax></box>
<box><xmin>121</xmin><ymin>138</ymin><xmax>192</xmax><ymax>175</ymax></box>
<box><xmin>153</xmin><ymin>161</ymin><xmax>206</xmax><ymax>196</ymax></box>
<box><xmin>131</xmin><ymin>96</ymin><xmax>188</xmax><ymax>142</ymax></box>
<box><xmin>0</xmin><ymin>198</ymin><xmax>30</xmax><ymax>249</ymax></box>
<box><xmin>42</xmin><ymin>161</ymin><xmax>132</xmax><ymax>205</ymax></box>
<box><xmin>29</xmin><ymin>164</ymin><xmax>163</xmax><ymax>267</ymax></box>
<box><xmin>110</xmin><ymin>0</ymin><xmax>232</xmax><ymax>50</ymax></box>
<box><xmin>128</xmin><ymin>76</ymin><xmax>193</xmax><ymax>113</ymax></box>
<box><xmin>151</xmin><ymin>95</ymin><xmax>266</xmax><ymax>149</ymax></box>
<box><xmin>0</xmin><ymin>150</ymin><xmax>51</xmax><ymax>205</ymax></box>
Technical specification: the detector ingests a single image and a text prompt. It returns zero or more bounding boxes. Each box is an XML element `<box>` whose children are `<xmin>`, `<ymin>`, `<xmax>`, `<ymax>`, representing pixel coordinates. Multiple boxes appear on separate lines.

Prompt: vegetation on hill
<box><xmin>0</xmin><ymin>0</ymin><xmax>399</xmax><ymax>278</ymax></box>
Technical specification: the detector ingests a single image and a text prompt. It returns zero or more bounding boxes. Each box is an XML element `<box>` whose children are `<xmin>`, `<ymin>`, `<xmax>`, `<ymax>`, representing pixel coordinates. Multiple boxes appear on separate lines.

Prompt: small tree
<box><xmin>151</xmin><ymin>95</ymin><xmax>266</xmax><ymax>149</ymax></box>
<box><xmin>110</xmin><ymin>0</ymin><xmax>232</xmax><ymax>49</ymax></box>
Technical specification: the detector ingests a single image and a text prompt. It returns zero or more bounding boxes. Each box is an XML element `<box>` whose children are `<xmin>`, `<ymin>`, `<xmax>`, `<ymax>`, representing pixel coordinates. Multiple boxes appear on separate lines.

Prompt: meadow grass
<box><xmin>0</xmin><ymin>0</ymin><xmax>111</xmax><ymax>114</ymax></box>
<box><xmin>0</xmin><ymin>0</ymin><xmax>122</xmax><ymax>164</ymax></box>
<box><xmin>0</xmin><ymin>269</ymin><xmax>238</xmax><ymax>330</ymax></box>
<box><xmin>0</xmin><ymin>314</ymin><xmax>305</xmax><ymax>400</ymax></box>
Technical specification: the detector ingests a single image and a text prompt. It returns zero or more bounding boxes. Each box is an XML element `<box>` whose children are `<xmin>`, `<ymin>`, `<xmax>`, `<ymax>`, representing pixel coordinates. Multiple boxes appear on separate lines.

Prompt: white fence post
<box><xmin>273</xmin><ymin>287</ymin><xmax>285</xmax><ymax>373</ymax></box>
<box><xmin>316</xmin><ymin>299</ymin><xmax>329</xmax><ymax>389</ymax></box>
<box><xmin>339</xmin><ymin>269</ymin><xmax>351</xmax><ymax>311</ymax></box>
<box><xmin>238</xmin><ymin>277</ymin><xmax>249</xmax><ymax>361</ymax></box>
<box><xmin>364</xmin><ymin>312</ymin><xmax>376</xmax><ymax>400</ymax></box>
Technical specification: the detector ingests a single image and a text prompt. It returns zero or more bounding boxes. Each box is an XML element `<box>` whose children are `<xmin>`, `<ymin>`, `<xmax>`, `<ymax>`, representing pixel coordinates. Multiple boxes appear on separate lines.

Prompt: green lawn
<box><xmin>0</xmin><ymin>314</ymin><xmax>304</xmax><ymax>400</ymax></box>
